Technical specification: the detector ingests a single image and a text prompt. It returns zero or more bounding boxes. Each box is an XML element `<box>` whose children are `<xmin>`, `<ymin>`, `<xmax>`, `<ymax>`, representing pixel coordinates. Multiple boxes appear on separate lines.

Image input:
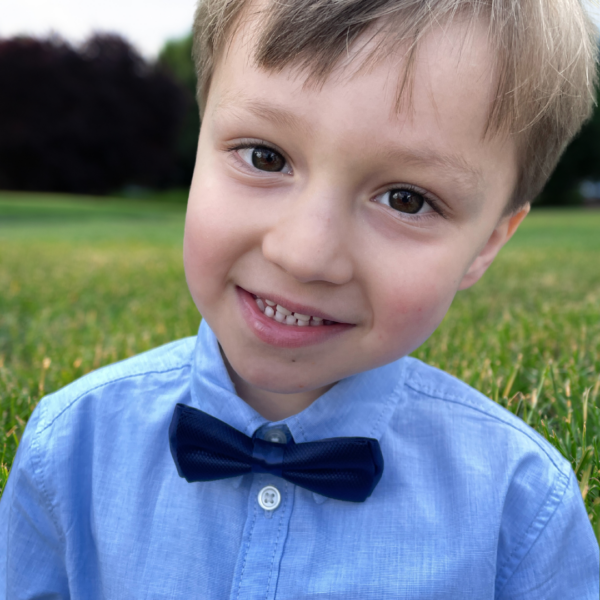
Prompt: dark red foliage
<box><xmin>0</xmin><ymin>34</ymin><xmax>187</xmax><ymax>194</ymax></box>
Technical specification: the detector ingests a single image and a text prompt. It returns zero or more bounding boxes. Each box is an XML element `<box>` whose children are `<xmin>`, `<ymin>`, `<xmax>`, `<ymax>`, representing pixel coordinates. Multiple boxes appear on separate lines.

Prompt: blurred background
<box><xmin>0</xmin><ymin>0</ymin><xmax>199</xmax><ymax>198</ymax></box>
<box><xmin>0</xmin><ymin>1</ymin><xmax>599</xmax><ymax>538</ymax></box>
<box><xmin>2</xmin><ymin>0</ymin><xmax>600</xmax><ymax>203</ymax></box>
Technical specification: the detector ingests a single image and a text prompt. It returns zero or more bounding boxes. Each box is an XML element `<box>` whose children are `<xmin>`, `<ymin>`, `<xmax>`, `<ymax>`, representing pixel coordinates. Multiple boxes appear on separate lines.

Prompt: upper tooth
<box><xmin>261</xmin><ymin>298</ymin><xmax>331</xmax><ymax>325</ymax></box>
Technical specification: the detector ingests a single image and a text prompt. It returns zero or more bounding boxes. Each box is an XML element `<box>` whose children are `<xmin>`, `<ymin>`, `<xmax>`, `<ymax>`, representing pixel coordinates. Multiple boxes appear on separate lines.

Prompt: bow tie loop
<box><xmin>169</xmin><ymin>403</ymin><xmax>384</xmax><ymax>502</ymax></box>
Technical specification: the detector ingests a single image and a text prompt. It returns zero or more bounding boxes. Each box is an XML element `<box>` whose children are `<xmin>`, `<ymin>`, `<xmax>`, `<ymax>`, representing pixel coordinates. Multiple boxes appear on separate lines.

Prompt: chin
<box><xmin>230</xmin><ymin>355</ymin><xmax>333</xmax><ymax>395</ymax></box>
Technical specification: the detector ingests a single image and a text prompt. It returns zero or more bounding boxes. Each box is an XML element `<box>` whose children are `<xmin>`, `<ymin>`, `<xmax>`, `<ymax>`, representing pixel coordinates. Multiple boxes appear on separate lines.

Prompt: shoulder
<box><xmin>4</xmin><ymin>336</ymin><xmax>199</xmax><ymax>555</ymax></box>
<box><xmin>398</xmin><ymin>356</ymin><xmax>570</xmax><ymax>476</ymax></box>
<box><xmin>33</xmin><ymin>335</ymin><xmax>197</xmax><ymax>435</ymax></box>
<box><xmin>17</xmin><ymin>335</ymin><xmax>198</xmax><ymax>490</ymax></box>
<box><xmin>393</xmin><ymin>358</ymin><xmax>598</xmax><ymax>589</ymax></box>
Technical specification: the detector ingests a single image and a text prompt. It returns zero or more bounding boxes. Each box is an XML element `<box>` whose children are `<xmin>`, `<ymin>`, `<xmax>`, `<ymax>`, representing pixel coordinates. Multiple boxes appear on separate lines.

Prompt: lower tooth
<box><xmin>285</xmin><ymin>315</ymin><xmax>296</xmax><ymax>325</ymax></box>
<box><xmin>298</xmin><ymin>320</ymin><xmax>308</xmax><ymax>327</ymax></box>
<box><xmin>310</xmin><ymin>319</ymin><xmax>322</xmax><ymax>326</ymax></box>
<box><xmin>265</xmin><ymin>306</ymin><xmax>275</xmax><ymax>318</ymax></box>
<box><xmin>256</xmin><ymin>299</ymin><xmax>265</xmax><ymax>312</ymax></box>
<box><xmin>275</xmin><ymin>311</ymin><xmax>286</xmax><ymax>323</ymax></box>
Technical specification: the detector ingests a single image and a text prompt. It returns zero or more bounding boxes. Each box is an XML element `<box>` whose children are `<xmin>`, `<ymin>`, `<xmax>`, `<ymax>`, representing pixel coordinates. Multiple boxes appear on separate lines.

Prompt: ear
<box><xmin>459</xmin><ymin>204</ymin><xmax>530</xmax><ymax>290</ymax></box>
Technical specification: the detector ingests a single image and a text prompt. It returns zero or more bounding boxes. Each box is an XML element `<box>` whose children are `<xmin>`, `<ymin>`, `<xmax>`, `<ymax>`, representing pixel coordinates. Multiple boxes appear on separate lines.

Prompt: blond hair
<box><xmin>192</xmin><ymin>0</ymin><xmax>598</xmax><ymax>212</ymax></box>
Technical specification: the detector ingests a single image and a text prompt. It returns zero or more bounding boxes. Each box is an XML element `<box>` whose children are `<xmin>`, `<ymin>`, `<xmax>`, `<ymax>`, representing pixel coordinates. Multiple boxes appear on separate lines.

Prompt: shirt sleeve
<box><xmin>496</xmin><ymin>468</ymin><xmax>599</xmax><ymax>600</ymax></box>
<box><xmin>0</xmin><ymin>403</ymin><xmax>70</xmax><ymax>600</ymax></box>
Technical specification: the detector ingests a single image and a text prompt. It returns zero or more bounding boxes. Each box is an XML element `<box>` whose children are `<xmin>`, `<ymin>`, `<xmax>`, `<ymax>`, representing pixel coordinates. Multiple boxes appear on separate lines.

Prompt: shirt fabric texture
<box><xmin>1</xmin><ymin>320</ymin><xmax>598</xmax><ymax>599</ymax></box>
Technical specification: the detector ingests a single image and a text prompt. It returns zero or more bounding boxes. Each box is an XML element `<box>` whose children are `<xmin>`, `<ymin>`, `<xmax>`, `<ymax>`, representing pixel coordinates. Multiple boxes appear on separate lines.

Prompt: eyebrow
<box><xmin>217</xmin><ymin>96</ymin><xmax>307</xmax><ymax>134</ymax></box>
<box><xmin>216</xmin><ymin>96</ymin><xmax>484</xmax><ymax>198</ymax></box>
<box><xmin>377</xmin><ymin>146</ymin><xmax>484</xmax><ymax>199</ymax></box>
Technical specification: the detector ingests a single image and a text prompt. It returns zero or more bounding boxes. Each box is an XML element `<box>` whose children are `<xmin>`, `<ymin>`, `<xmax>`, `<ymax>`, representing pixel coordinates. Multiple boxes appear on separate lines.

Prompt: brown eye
<box><xmin>388</xmin><ymin>189</ymin><xmax>425</xmax><ymax>214</ymax></box>
<box><xmin>251</xmin><ymin>147</ymin><xmax>285</xmax><ymax>172</ymax></box>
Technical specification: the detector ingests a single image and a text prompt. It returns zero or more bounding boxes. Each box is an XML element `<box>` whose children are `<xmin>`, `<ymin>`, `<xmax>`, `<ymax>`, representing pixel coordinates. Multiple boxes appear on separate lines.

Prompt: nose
<box><xmin>261</xmin><ymin>189</ymin><xmax>354</xmax><ymax>285</ymax></box>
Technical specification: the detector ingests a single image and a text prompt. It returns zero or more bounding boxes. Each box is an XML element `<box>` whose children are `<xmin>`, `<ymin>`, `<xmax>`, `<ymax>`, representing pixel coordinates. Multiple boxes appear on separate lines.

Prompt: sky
<box><xmin>0</xmin><ymin>0</ymin><xmax>198</xmax><ymax>58</ymax></box>
<box><xmin>1</xmin><ymin>0</ymin><xmax>600</xmax><ymax>60</ymax></box>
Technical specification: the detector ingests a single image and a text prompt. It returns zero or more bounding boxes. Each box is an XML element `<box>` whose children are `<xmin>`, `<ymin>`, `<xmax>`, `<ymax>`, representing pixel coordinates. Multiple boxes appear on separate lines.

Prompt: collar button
<box><xmin>265</xmin><ymin>429</ymin><xmax>287</xmax><ymax>444</ymax></box>
<box><xmin>255</xmin><ymin>424</ymin><xmax>291</xmax><ymax>444</ymax></box>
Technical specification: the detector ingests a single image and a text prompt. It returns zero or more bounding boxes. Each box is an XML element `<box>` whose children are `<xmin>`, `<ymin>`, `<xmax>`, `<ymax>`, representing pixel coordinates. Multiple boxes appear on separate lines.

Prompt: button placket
<box><xmin>230</xmin><ymin>476</ymin><xmax>294</xmax><ymax>600</ymax></box>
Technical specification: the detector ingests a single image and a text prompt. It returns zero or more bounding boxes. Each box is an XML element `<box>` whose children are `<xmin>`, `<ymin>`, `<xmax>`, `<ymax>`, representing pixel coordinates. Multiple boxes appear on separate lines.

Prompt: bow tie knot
<box><xmin>169</xmin><ymin>403</ymin><xmax>384</xmax><ymax>502</ymax></box>
<box><xmin>252</xmin><ymin>437</ymin><xmax>285</xmax><ymax>477</ymax></box>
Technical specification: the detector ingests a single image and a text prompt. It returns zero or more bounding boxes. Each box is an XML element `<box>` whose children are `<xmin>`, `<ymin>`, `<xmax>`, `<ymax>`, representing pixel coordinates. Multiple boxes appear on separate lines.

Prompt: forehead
<box><xmin>209</xmin><ymin>17</ymin><xmax>516</xmax><ymax>209</ymax></box>
<box><xmin>213</xmin><ymin>12</ymin><xmax>499</xmax><ymax>117</ymax></box>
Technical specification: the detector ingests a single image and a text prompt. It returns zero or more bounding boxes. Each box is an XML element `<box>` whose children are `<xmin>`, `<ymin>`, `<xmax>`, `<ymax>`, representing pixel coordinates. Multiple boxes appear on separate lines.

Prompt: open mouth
<box><xmin>252</xmin><ymin>294</ymin><xmax>339</xmax><ymax>327</ymax></box>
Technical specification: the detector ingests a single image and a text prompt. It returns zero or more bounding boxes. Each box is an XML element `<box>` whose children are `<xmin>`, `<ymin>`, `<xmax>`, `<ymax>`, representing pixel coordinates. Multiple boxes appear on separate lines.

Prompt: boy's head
<box><xmin>183</xmin><ymin>0</ymin><xmax>597</xmax><ymax>416</ymax></box>
<box><xmin>192</xmin><ymin>0</ymin><xmax>598</xmax><ymax>212</ymax></box>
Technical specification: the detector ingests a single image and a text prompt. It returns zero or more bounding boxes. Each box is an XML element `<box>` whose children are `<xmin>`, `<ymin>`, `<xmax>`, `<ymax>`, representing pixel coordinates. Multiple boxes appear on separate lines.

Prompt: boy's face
<box><xmin>184</xmin><ymin>19</ymin><xmax>525</xmax><ymax>407</ymax></box>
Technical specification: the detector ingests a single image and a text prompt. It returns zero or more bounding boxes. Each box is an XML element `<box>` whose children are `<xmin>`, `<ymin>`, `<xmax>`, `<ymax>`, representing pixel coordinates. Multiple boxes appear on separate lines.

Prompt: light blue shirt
<box><xmin>1</xmin><ymin>320</ymin><xmax>598</xmax><ymax>599</ymax></box>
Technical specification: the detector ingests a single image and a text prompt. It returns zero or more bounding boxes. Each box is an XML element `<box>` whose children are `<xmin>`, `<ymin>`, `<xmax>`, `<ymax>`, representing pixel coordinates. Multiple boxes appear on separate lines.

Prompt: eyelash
<box><xmin>226</xmin><ymin>140</ymin><xmax>447</xmax><ymax>220</ymax></box>
<box><xmin>375</xmin><ymin>185</ymin><xmax>447</xmax><ymax>221</ymax></box>
<box><xmin>227</xmin><ymin>140</ymin><xmax>291</xmax><ymax>174</ymax></box>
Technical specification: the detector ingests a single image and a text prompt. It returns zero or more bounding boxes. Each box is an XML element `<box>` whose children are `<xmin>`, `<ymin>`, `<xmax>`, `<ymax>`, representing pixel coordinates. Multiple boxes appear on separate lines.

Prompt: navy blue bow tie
<box><xmin>169</xmin><ymin>403</ymin><xmax>384</xmax><ymax>502</ymax></box>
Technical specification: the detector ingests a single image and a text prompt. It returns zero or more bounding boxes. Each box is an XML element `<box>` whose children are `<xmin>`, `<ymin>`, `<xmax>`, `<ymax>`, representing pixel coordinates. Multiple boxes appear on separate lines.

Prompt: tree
<box><xmin>537</xmin><ymin>75</ymin><xmax>600</xmax><ymax>206</ymax></box>
<box><xmin>158</xmin><ymin>33</ymin><xmax>200</xmax><ymax>186</ymax></box>
<box><xmin>0</xmin><ymin>34</ymin><xmax>187</xmax><ymax>195</ymax></box>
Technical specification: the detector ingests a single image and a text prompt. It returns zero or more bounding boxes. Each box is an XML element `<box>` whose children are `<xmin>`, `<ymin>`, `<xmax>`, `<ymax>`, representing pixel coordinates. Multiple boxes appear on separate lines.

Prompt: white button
<box><xmin>258</xmin><ymin>485</ymin><xmax>281</xmax><ymax>511</ymax></box>
<box><xmin>266</xmin><ymin>430</ymin><xmax>287</xmax><ymax>444</ymax></box>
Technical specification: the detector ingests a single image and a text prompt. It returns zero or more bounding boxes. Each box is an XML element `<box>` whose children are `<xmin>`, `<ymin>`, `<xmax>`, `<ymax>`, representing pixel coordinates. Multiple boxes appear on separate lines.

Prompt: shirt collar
<box><xmin>190</xmin><ymin>320</ymin><xmax>407</xmax><ymax>443</ymax></box>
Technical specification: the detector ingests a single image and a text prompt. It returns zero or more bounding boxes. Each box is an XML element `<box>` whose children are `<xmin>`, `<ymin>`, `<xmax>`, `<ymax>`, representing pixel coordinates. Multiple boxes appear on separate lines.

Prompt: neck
<box><xmin>223</xmin><ymin>355</ymin><xmax>334</xmax><ymax>421</ymax></box>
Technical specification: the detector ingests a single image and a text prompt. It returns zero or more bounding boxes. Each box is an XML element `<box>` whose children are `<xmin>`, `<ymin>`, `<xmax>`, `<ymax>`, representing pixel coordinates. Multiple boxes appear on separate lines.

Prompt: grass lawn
<box><xmin>1</xmin><ymin>192</ymin><xmax>599</xmax><ymax>541</ymax></box>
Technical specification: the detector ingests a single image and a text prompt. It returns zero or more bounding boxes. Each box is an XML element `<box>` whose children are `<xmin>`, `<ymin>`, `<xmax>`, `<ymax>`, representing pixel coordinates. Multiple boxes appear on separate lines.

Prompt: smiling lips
<box><xmin>253</xmin><ymin>295</ymin><xmax>336</xmax><ymax>327</ymax></box>
<box><xmin>236</xmin><ymin>287</ymin><xmax>352</xmax><ymax>348</ymax></box>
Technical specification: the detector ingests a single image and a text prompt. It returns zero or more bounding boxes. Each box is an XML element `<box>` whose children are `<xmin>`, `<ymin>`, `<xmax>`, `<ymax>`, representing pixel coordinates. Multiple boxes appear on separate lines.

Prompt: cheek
<box><xmin>183</xmin><ymin>183</ymin><xmax>246</xmax><ymax>309</ymax></box>
<box><xmin>368</xmin><ymin>249</ymin><xmax>464</xmax><ymax>357</ymax></box>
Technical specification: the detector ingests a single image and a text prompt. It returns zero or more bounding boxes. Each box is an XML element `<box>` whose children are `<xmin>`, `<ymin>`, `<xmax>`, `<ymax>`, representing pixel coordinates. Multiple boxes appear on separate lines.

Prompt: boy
<box><xmin>1</xmin><ymin>0</ymin><xmax>599</xmax><ymax>597</ymax></box>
